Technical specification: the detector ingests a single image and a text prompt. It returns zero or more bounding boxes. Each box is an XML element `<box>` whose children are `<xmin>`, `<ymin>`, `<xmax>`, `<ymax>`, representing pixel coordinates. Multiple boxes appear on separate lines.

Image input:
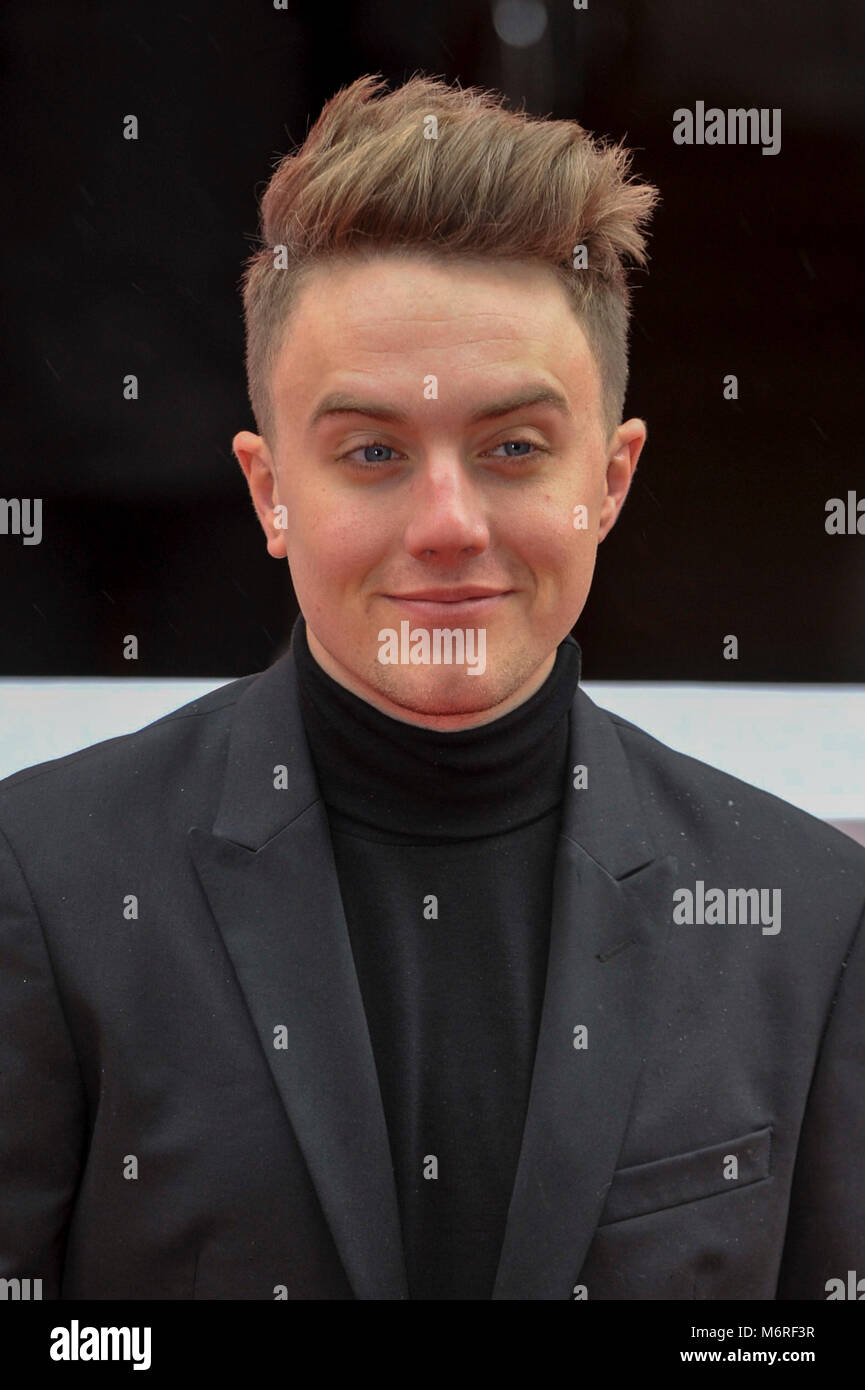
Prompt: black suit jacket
<box><xmin>1</xmin><ymin>647</ymin><xmax>864</xmax><ymax>1300</ymax></box>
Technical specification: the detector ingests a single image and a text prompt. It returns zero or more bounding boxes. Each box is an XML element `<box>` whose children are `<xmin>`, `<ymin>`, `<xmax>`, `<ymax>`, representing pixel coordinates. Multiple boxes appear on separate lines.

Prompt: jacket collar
<box><xmin>189</xmin><ymin>645</ymin><xmax>678</xmax><ymax>1299</ymax></box>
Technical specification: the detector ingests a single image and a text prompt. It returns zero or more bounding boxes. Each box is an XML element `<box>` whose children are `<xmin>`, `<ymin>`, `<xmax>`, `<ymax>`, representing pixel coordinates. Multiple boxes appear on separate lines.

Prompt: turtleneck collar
<box><xmin>290</xmin><ymin>612</ymin><xmax>582</xmax><ymax>843</ymax></box>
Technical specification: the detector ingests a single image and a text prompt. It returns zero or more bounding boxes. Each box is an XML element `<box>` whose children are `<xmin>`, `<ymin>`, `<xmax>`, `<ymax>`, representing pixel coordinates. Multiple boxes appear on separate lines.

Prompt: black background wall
<box><xmin>1</xmin><ymin>0</ymin><xmax>863</xmax><ymax>678</ymax></box>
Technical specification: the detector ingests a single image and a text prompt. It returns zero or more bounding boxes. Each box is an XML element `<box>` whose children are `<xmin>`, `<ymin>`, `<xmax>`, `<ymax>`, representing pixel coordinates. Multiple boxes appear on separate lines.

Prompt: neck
<box><xmin>291</xmin><ymin>612</ymin><xmax>582</xmax><ymax>840</ymax></box>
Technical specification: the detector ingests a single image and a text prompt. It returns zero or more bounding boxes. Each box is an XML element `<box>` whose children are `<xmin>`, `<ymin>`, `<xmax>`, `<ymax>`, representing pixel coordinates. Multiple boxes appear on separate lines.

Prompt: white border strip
<box><xmin>0</xmin><ymin>679</ymin><xmax>863</xmax><ymax>823</ymax></box>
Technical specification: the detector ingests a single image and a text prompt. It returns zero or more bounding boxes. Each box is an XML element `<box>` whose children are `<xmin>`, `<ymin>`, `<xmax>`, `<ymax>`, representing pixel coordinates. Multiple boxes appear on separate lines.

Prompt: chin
<box><xmin>392</xmin><ymin>690</ymin><xmax>499</xmax><ymax>718</ymax></box>
<box><xmin>369</xmin><ymin>667</ymin><xmax>518</xmax><ymax>719</ymax></box>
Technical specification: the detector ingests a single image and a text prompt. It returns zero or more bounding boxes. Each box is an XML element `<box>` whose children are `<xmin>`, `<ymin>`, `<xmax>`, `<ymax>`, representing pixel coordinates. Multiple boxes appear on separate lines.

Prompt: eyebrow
<box><xmin>309</xmin><ymin>384</ymin><xmax>573</xmax><ymax>430</ymax></box>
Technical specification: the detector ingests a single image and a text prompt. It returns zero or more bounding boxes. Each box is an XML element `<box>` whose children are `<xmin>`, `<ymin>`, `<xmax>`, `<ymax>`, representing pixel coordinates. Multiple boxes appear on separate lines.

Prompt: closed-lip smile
<box><xmin>385</xmin><ymin>587</ymin><xmax>513</xmax><ymax>602</ymax></box>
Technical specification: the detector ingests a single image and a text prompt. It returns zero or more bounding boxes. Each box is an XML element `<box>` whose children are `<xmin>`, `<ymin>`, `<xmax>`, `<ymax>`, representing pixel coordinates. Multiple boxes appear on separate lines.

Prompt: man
<box><xmin>1</xmin><ymin>73</ymin><xmax>863</xmax><ymax>1302</ymax></box>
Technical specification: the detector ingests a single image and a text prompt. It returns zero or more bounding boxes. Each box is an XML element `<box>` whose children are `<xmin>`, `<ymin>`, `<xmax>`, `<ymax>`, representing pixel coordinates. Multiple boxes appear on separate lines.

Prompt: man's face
<box><xmin>234</xmin><ymin>251</ymin><xmax>645</xmax><ymax>729</ymax></box>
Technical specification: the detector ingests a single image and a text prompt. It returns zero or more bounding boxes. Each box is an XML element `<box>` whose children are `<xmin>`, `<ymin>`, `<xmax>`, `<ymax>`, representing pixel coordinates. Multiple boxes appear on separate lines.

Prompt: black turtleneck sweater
<box><xmin>290</xmin><ymin>614</ymin><xmax>582</xmax><ymax>1300</ymax></box>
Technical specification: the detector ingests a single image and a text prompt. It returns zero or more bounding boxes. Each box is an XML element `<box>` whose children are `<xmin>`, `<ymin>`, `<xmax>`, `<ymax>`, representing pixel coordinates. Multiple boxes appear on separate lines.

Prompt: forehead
<box><xmin>270</xmin><ymin>252</ymin><xmax>602</xmax><ymax>424</ymax></box>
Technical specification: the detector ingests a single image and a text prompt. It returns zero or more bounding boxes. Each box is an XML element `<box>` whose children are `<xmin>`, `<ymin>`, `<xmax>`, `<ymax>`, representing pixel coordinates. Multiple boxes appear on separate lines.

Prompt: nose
<box><xmin>402</xmin><ymin>455</ymin><xmax>491</xmax><ymax>561</ymax></box>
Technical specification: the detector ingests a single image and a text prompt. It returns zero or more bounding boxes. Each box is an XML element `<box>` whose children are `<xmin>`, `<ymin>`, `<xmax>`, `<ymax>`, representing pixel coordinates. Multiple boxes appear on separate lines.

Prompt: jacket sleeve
<box><xmin>0</xmin><ymin>820</ymin><xmax>87</xmax><ymax>1299</ymax></box>
<box><xmin>776</xmin><ymin>896</ymin><xmax>865</xmax><ymax>1299</ymax></box>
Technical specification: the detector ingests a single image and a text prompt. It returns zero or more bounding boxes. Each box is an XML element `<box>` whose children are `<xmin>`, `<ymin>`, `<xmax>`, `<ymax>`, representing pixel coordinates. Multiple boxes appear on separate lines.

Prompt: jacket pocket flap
<box><xmin>599</xmin><ymin>1125</ymin><xmax>773</xmax><ymax>1226</ymax></box>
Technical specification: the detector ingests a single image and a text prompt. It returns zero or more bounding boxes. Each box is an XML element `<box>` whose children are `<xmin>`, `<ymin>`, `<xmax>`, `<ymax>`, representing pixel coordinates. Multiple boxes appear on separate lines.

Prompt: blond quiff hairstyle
<box><xmin>241</xmin><ymin>73</ymin><xmax>659</xmax><ymax>446</ymax></box>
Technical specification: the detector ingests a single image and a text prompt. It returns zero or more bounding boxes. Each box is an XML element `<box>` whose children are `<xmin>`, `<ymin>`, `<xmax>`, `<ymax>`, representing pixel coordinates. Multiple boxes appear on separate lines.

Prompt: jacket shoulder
<box><xmin>0</xmin><ymin>669</ymin><xmax>263</xmax><ymax>822</ymax></box>
<box><xmin>594</xmin><ymin>698</ymin><xmax>865</xmax><ymax>876</ymax></box>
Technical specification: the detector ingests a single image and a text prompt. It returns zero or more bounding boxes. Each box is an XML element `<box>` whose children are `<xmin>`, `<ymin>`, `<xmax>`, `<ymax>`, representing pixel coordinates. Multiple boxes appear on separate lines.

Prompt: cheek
<box><xmin>504</xmin><ymin>489</ymin><xmax>591</xmax><ymax>570</ymax></box>
<box><xmin>287</xmin><ymin>511</ymin><xmax>383</xmax><ymax>590</ymax></box>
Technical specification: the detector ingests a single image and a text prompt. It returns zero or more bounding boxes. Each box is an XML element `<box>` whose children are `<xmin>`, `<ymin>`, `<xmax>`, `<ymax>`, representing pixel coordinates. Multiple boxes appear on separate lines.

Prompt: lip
<box><xmin>388</xmin><ymin>587</ymin><xmax>512</xmax><ymax>602</ymax></box>
<box><xmin>382</xmin><ymin>589</ymin><xmax>514</xmax><ymax>616</ymax></box>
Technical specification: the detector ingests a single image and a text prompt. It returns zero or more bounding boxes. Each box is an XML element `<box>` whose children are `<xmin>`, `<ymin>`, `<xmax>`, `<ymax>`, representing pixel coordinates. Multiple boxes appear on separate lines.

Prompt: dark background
<box><xmin>1</xmin><ymin>0</ymin><xmax>863</xmax><ymax>678</ymax></box>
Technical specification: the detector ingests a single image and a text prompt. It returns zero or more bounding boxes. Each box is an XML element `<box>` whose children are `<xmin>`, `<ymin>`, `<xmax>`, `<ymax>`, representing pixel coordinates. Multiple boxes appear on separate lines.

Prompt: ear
<box><xmin>232</xmin><ymin>430</ymin><xmax>287</xmax><ymax>559</ymax></box>
<box><xmin>597</xmin><ymin>417</ymin><xmax>647</xmax><ymax>542</ymax></box>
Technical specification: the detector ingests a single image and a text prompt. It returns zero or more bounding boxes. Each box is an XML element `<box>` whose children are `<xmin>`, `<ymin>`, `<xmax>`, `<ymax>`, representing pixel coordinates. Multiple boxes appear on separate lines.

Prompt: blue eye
<box><xmin>360</xmin><ymin>443</ymin><xmax>396</xmax><ymax>463</ymax></box>
<box><xmin>493</xmin><ymin>440</ymin><xmax>535</xmax><ymax>457</ymax></box>
<box><xmin>341</xmin><ymin>442</ymin><xmax>401</xmax><ymax>469</ymax></box>
<box><xmin>339</xmin><ymin>438</ymin><xmax>545</xmax><ymax>471</ymax></box>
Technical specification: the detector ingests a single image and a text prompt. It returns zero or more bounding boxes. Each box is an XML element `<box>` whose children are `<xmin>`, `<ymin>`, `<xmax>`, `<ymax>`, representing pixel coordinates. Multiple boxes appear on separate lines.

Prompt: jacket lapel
<box><xmin>492</xmin><ymin>687</ymin><xmax>678</xmax><ymax>1298</ymax></box>
<box><xmin>188</xmin><ymin>649</ymin><xmax>410</xmax><ymax>1300</ymax></box>
<box><xmin>188</xmin><ymin>642</ymin><xmax>677</xmax><ymax>1302</ymax></box>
